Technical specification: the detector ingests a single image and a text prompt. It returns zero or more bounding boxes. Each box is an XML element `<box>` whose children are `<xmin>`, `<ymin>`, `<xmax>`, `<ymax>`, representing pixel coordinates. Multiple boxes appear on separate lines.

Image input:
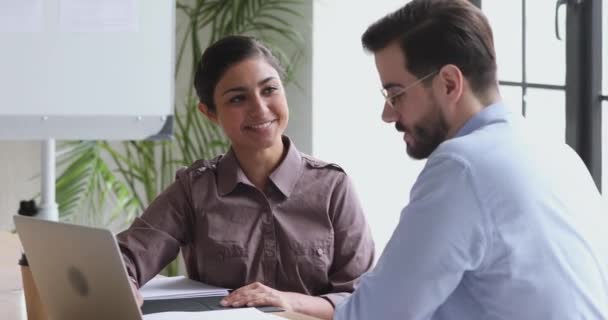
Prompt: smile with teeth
<box><xmin>246</xmin><ymin>120</ymin><xmax>275</xmax><ymax>130</ymax></box>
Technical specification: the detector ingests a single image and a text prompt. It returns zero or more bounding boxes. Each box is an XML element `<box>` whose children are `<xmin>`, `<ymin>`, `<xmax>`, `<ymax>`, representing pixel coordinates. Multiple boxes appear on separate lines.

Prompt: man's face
<box><xmin>374</xmin><ymin>42</ymin><xmax>449</xmax><ymax>159</ymax></box>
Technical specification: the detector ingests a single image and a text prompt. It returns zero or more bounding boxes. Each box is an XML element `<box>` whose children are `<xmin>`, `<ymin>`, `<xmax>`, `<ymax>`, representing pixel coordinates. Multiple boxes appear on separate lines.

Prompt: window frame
<box><xmin>564</xmin><ymin>0</ymin><xmax>603</xmax><ymax>191</ymax></box>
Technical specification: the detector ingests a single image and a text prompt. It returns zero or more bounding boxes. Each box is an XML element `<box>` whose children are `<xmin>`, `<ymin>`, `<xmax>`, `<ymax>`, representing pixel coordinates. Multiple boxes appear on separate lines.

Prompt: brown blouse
<box><xmin>116</xmin><ymin>137</ymin><xmax>374</xmax><ymax>307</ymax></box>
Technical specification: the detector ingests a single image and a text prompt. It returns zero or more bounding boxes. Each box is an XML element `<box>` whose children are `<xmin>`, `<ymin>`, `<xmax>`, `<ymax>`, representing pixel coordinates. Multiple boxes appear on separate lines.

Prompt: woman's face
<box><xmin>207</xmin><ymin>57</ymin><xmax>289</xmax><ymax>153</ymax></box>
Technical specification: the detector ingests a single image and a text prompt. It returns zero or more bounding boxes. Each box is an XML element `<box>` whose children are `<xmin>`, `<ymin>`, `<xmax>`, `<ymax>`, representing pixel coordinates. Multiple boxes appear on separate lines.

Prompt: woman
<box><xmin>117</xmin><ymin>36</ymin><xmax>374</xmax><ymax>319</ymax></box>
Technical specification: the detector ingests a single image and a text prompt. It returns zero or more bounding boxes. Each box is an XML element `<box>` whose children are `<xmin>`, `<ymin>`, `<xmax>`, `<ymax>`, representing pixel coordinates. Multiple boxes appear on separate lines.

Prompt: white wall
<box><xmin>312</xmin><ymin>1</ymin><xmax>424</xmax><ymax>255</ymax></box>
<box><xmin>283</xmin><ymin>2</ymin><xmax>313</xmax><ymax>155</ymax></box>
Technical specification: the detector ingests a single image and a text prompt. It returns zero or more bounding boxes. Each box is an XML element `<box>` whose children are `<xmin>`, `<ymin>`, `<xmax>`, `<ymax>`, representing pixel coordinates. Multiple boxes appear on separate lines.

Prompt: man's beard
<box><xmin>400</xmin><ymin>99</ymin><xmax>449</xmax><ymax>160</ymax></box>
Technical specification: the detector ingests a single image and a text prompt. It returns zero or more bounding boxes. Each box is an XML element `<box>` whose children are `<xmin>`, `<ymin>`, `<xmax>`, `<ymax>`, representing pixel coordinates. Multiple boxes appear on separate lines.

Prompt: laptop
<box><xmin>14</xmin><ymin>216</ymin><xmax>282</xmax><ymax>319</ymax></box>
<box><xmin>15</xmin><ymin>215</ymin><xmax>144</xmax><ymax>319</ymax></box>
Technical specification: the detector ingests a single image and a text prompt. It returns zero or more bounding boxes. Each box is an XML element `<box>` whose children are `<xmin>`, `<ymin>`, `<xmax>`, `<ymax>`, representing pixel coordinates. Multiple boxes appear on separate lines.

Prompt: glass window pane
<box><xmin>524</xmin><ymin>89</ymin><xmax>566</xmax><ymax>143</ymax></box>
<box><xmin>483</xmin><ymin>1</ymin><xmax>522</xmax><ymax>82</ymax></box>
<box><xmin>500</xmin><ymin>85</ymin><xmax>523</xmax><ymax>114</ymax></box>
<box><xmin>526</xmin><ymin>1</ymin><xmax>565</xmax><ymax>86</ymax></box>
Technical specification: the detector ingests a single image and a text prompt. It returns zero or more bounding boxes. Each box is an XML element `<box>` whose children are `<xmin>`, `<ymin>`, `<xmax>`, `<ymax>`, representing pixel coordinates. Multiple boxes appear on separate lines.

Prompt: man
<box><xmin>334</xmin><ymin>0</ymin><xmax>608</xmax><ymax>319</ymax></box>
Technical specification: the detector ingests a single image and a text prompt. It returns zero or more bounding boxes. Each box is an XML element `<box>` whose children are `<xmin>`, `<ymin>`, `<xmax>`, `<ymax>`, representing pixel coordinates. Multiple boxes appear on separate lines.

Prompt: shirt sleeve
<box><xmin>335</xmin><ymin>155</ymin><xmax>490</xmax><ymax>319</ymax></box>
<box><xmin>116</xmin><ymin>169</ymin><xmax>195</xmax><ymax>287</ymax></box>
<box><xmin>320</xmin><ymin>173</ymin><xmax>375</xmax><ymax>307</ymax></box>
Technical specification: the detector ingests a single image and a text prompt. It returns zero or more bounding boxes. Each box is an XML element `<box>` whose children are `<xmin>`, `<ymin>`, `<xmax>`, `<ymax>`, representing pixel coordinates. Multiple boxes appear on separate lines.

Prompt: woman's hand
<box><xmin>222</xmin><ymin>281</ymin><xmax>334</xmax><ymax>319</ymax></box>
<box><xmin>220</xmin><ymin>282</ymin><xmax>294</xmax><ymax>310</ymax></box>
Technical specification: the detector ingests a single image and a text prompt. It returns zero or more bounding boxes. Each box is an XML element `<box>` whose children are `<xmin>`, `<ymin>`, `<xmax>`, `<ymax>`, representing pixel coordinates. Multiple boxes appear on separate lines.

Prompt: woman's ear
<box><xmin>198</xmin><ymin>103</ymin><xmax>218</xmax><ymax>124</ymax></box>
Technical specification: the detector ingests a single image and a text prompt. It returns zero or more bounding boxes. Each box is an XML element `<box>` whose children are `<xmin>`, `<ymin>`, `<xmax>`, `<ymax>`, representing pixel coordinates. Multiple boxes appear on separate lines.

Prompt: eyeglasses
<box><xmin>380</xmin><ymin>70</ymin><xmax>438</xmax><ymax>110</ymax></box>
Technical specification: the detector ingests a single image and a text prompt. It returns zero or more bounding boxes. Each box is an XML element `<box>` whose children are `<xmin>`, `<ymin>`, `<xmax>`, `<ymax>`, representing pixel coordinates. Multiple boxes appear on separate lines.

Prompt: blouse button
<box><xmin>316</xmin><ymin>248</ymin><xmax>323</xmax><ymax>256</ymax></box>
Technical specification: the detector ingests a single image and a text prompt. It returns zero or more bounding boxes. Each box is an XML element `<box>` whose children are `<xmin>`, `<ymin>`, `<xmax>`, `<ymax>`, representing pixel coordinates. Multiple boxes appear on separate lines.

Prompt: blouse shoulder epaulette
<box><xmin>301</xmin><ymin>154</ymin><xmax>345</xmax><ymax>173</ymax></box>
<box><xmin>179</xmin><ymin>154</ymin><xmax>223</xmax><ymax>178</ymax></box>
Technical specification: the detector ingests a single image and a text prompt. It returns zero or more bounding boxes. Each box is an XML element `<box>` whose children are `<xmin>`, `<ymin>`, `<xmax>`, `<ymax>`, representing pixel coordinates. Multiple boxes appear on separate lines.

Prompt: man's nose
<box><xmin>381</xmin><ymin>103</ymin><xmax>399</xmax><ymax>123</ymax></box>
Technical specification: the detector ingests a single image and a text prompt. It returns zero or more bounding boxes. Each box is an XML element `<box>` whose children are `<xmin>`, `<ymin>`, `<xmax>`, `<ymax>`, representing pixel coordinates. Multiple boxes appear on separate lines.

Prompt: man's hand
<box><xmin>129</xmin><ymin>278</ymin><xmax>143</xmax><ymax>308</ymax></box>
<box><xmin>220</xmin><ymin>282</ymin><xmax>293</xmax><ymax>310</ymax></box>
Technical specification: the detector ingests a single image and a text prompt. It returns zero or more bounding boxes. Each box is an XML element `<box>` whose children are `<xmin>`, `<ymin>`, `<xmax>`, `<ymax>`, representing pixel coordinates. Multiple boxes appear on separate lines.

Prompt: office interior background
<box><xmin>0</xmin><ymin>0</ymin><xmax>606</xmax><ymax>256</ymax></box>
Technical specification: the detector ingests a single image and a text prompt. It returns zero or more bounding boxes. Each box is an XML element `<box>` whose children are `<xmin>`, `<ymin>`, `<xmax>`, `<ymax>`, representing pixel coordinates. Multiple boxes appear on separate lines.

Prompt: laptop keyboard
<box><xmin>141</xmin><ymin>296</ymin><xmax>283</xmax><ymax>315</ymax></box>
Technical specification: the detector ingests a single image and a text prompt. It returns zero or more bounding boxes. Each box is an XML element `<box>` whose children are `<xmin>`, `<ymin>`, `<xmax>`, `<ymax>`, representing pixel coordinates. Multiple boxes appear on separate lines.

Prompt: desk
<box><xmin>0</xmin><ymin>231</ymin><xmax>26</xmax><ymax>320</ymax></box>
<box><xmin>0</xmin><ymin>231</ymin><xmax>319</xmax><ymax>320</ymax></box>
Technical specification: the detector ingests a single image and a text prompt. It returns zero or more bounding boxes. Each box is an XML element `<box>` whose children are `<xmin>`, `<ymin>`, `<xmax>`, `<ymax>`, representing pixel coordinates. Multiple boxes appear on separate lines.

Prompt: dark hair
<box><xmin>194</xmin><ymin>36</ymin><xmax>284</xmax><ymax>112</ymax></box>
<box><xmin>362</xmin><ymin>0</ymin><xmax>497</xmax><ymax>96</ymax></box>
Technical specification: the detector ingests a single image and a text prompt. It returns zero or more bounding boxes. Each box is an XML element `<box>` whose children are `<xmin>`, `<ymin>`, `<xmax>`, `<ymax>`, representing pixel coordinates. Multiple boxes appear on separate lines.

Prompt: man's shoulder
<box><xmin>430</xmin><ymin>137</ymin><xmax>479</xmax><ymax>169</ymax></box>
<box><xmin>434</xmin><ymin>123</ymin><xmax>514</xmax><ymax>165</ymax></box>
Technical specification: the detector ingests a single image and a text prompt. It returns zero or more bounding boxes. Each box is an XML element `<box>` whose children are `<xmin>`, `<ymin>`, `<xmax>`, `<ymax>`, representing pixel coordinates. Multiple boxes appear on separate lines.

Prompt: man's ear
<box><xmin>437</xmin><ymin>64</ymin><xmax>464</xmax><ymax>102</ymax></box>
<box><xmin>198</xmin><ymin>103</ymin><xmax>218</xmax><ymax>124</ymax></box>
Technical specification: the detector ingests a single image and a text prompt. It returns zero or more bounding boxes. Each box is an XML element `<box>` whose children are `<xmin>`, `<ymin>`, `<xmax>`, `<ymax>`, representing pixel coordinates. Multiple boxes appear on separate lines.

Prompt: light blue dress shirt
<box><xmin>335</xmin><ymin>102</ymin><xmax>608</xmax><ymax>319</ymax></box>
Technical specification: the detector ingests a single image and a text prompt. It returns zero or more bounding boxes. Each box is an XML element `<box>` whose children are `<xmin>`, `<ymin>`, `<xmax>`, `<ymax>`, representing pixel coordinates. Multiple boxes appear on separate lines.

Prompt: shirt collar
<box><xmin>216</xmin><ymin>149</ymin><xmax>242</xmax><ymax>196</ymax></box>
<box><xmin>454</xmin><ymin>101</ymin><xmax>510</xmax><ymax>138</ymax></box>
<box><xmin>217</xmin><ymin>136</ymin><xmax>302</xmax><ymax>197</ymax></box>
<box><xmin>269</xmin><ymin>136</ymin><xmax>302</xmax><ymax>198</ymax></box>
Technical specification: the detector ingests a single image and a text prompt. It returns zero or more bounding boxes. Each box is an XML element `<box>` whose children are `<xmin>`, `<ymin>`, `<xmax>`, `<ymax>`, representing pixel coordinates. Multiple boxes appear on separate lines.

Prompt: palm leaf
<box><xmin>55</xmin><ymin>141</ymin><xmax>139</xmax><ymax>225</ymax></box>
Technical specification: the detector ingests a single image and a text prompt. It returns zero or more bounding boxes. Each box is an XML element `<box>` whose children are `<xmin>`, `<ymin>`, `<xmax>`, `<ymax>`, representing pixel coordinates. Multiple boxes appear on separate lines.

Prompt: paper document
<box><xmin>141</xmin><ymin>276</ymin><xmax>229</xmax><ymax>300</ymax></box>
<box><xmin>142</xmin><ymin>308</ymin><xmax>286</xmax><ymax>320</ymax></box>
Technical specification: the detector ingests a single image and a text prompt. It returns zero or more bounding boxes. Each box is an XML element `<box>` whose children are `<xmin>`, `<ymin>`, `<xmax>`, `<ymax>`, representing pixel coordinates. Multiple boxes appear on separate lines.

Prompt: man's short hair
<box><xmin>362</xmin><ymin>0</ymin><xmax>497</xmax><ymax>96</ymax></box>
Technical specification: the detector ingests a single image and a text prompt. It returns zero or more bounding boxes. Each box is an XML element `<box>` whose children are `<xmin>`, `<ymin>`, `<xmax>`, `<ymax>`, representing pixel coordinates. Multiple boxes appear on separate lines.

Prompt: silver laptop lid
<box><xmin>14</xmin><ymin>215</ymin><xmax>142</xmax><ymax>320</ymax></box>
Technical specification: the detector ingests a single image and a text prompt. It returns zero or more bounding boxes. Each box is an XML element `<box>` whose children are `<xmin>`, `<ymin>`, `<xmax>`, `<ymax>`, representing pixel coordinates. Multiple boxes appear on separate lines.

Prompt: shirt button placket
<box><xmin>262</xmin><ymin>206</ymin><xmax>276</xmax><ymax>287</ymax></box>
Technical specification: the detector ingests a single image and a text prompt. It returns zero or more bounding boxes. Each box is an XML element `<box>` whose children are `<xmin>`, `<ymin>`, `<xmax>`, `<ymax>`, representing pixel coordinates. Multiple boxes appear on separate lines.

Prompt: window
<box><xmin>525</xmin><ymin>89</ymin><xmax>565</xmax><ymax>143</ymax></box>
<box><xmin>483</xmin><ymin>0</ymin><xmax>566</xmax><ymax>142</ymax></box>
<box><xmin>482</xmin><ymin>0</ymin><xmax>603</xmax><ymax>192</ymax></box>
<box><xmin>484</xmin><ymin>2</ymin><xmax>522</xmax><ymax>83</ymax></box>
<box><xmin>526</xmin><ymin>1</ymin><xmax>565</xmax><ymax>86</ymax></box>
